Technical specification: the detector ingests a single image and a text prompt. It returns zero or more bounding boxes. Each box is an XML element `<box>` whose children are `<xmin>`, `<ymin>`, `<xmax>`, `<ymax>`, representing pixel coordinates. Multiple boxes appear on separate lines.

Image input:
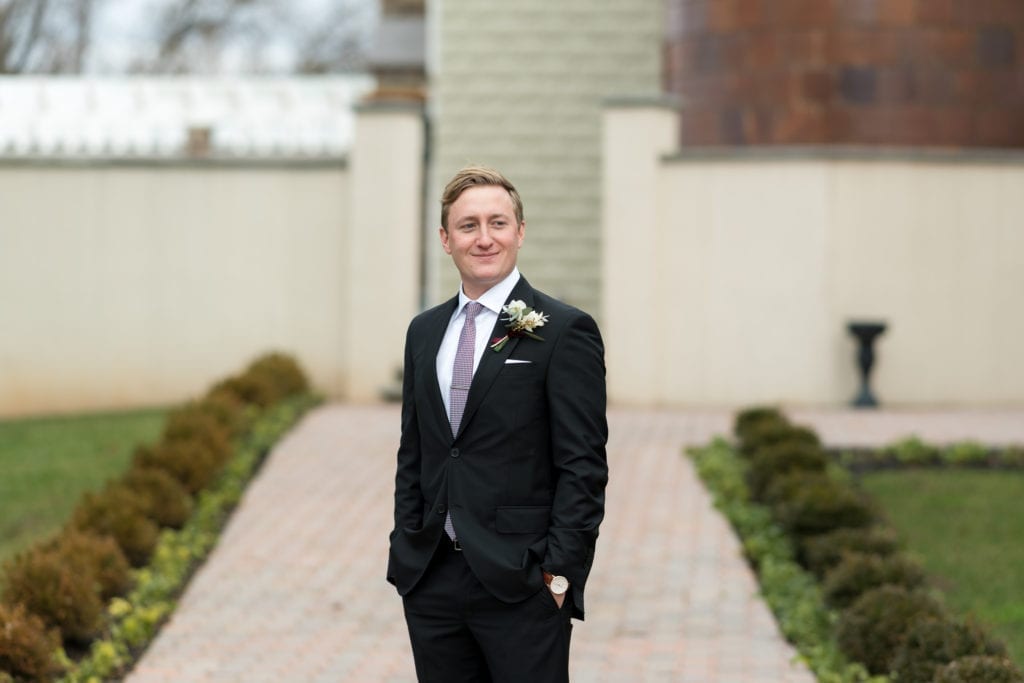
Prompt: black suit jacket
<box><xmin>387</xmin><ymin>276</ymin><xmax>608</xmax><ymax>620</ymax></box>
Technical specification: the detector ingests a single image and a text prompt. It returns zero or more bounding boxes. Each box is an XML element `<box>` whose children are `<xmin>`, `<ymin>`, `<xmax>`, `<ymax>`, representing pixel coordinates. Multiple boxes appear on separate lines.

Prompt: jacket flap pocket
<box><xmin>496</xmin><ymin>505</ymin><xmax>551</xmax><ymax>534</ymax></box>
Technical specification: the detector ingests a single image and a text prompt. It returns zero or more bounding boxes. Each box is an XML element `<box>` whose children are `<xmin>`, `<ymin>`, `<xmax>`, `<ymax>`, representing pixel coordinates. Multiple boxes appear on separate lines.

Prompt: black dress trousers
<box><xmin>402</xmin><ymin>536</ymin><xmax>573</xmax><ymax>683</ymax></box>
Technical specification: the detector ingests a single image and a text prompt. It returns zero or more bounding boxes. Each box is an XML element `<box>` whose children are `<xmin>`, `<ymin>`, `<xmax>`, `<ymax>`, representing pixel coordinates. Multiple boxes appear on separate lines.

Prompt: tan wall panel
<box><xmin>0</xmin><ymin>163</ymin><xmax>351</xmax><ymax>416</ymax></box>
<box><xmin>658</xmin><ymin>161</ymin><xmax>837</xmax><ymax>404</ymax></box>
<box><xmin>345</xmin><ymin>105</ymin><xmax>424</xmax><ymax>401</ymax></box>
<box><xmin>827</xmin><ymin>162</ymin><xmax>1024</xmax><ymax>404</ymax></box>
<box><xmin>602</xmin><ymin>104</ymin><xmax>1024</xmax><ymax>406</ymax></box>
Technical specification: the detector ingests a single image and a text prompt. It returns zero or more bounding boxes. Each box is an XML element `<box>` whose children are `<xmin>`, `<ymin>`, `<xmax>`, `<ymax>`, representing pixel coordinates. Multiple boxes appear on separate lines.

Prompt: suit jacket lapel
<box><xmin>455</xmin><ymin>277</ymin><xmax>535</xmax><ymax>440</ymax></box>
<box><xmin>425</xmin><ymin>296</ymin><xmax>458</xmax><ymax>431</ymax></box>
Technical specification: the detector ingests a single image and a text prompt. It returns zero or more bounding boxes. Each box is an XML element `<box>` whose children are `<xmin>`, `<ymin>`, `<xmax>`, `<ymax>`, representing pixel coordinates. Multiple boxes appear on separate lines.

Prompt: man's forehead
<box><xmin>450</xmin><ymin>185</ymin><xmax>516</xmax><ymax>215</ymax></box>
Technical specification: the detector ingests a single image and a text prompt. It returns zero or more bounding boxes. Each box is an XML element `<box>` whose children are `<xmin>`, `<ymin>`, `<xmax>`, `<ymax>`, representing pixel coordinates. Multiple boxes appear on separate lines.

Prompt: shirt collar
<box><xmin>458</xmin><ymin>267</ymin><xmax>521</xmax><ymax>316</ymax></box>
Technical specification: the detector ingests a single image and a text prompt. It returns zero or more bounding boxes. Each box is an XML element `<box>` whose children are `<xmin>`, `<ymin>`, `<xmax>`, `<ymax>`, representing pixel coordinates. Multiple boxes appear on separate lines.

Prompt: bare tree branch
<box><xmin>293</xmin><ymin>1</ymin><xmax>366</xmax><ymax>74</ymax></box>
<box><xmin>0</xmin><ymin>0</ymin><xmax>50</xmax><ymax>73</ymax></box>
<box><xmin>2</xmin><ymin>0</ymin><xmax>371</xmax><ymax>75</ymax></box>
<box><xmin>0</xmin><ymin>0</ymin><xmax>103</xmax><ymax>74</ymax></box>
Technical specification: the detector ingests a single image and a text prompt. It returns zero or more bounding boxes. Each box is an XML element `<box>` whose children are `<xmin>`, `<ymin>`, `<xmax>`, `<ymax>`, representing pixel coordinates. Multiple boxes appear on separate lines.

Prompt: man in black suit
<box><xmin>387</xmin><ymin>166</ymin><xmax>608</xmax><ymax>682</ymax></box>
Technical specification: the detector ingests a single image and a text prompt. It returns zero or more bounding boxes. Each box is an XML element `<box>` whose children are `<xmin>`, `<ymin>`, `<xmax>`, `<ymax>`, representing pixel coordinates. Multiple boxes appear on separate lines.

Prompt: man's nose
<box><xmin>477</xmin><ymin>226</ymin><xmax>494</xmax><ymax>246</ymax></box>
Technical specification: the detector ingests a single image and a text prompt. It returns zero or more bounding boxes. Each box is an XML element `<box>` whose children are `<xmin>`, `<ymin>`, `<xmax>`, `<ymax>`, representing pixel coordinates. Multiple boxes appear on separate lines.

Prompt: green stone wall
<box><xmin>431</xmin><ymin>0</ymin><xmax>663</xmax><ymax>316</ymax></box>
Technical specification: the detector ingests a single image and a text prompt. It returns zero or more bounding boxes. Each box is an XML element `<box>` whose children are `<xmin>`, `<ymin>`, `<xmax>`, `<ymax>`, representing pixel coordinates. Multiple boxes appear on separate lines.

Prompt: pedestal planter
<box><xmin>847</xmin><ymin>321</ymin><xmax>887</xmax><ymax>408</ymax></box>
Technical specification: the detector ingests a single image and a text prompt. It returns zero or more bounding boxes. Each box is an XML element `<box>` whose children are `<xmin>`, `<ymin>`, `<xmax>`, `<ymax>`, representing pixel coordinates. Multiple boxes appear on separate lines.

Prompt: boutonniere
<box><xmin>490</xmin><ymin>299</ymin><xmax>549</xmax><ymax>352</ymax></box>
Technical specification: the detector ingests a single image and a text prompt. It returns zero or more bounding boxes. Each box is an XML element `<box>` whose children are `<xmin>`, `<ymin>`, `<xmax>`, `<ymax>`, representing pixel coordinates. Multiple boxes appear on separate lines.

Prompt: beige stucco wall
<box><xmin>0</xmin><ymin>161</ymin><xmax>351</xmax><ymax>416</ymax></box>
<box><xmin>603</xmin><ymin>103</ymin><xmax>1024</xmax><ymax>407</ymax></box>
<box><xmin>0</xmin><ymin>104</ymin><xmax>423</xmax><ymax>416</ymax></box>
<box><xmin>345</xmin><ymin>103</ymin><xmax>424</xmax><ymax>401</ymax></box>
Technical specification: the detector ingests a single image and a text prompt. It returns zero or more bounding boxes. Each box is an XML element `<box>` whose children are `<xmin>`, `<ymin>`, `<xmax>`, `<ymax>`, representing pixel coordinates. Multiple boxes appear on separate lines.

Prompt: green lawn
<box><xmin>0</xmin><ymin>407</ymin><xmax>168</xmax><ymax>566</ymax></box>
<box><xmin>860</xmin><ymin>469</ymin><xmax>1024</xmax><ymax>666</ymax></box>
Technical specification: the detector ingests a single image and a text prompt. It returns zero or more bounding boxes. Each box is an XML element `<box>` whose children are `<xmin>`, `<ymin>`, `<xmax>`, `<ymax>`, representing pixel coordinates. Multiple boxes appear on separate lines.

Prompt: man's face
<box><xmin>440</xmin><ymin>185</ymin><xmax>525</xmax><ymax>299</ymax></box>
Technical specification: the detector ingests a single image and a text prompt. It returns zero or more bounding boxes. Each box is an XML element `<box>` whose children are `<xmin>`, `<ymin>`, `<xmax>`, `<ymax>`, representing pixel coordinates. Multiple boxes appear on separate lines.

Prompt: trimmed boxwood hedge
<box><xmin>934</xmin><ymin>655</ymin><xmax>1024</xmax><ymax>682</ymax></box>
<box><xmin>688</xmin><ymin>437</ymin><xmax>880</xmax><ymax>682</ymax></box>
<box><xmin>835</xmin><ymin>436</ymin><xmax>1024</xmax><ymax>472</ymax></box>
<box><xmin>892</xmin><ymin>618</ymin><xmax>1010</xmax><ymax>683</ymax></box>
<box><xmin>0</xmin><ymin>604</ymin><xmax>59</xmax><ymax>682</ymax></box>
<box><xmin>822</xmin><ymin>552</ymin><xmax>927</xmax><ymax>610</ymax></box>
<box><xmin>687</xmin><ymin>406</ymin><xmax>1024</xmax><ymax>682</ymax></box>
<box><xmin>0</xmin><ymin>352</ymin><xmax>317</xmax><ymax>683</ymax></box>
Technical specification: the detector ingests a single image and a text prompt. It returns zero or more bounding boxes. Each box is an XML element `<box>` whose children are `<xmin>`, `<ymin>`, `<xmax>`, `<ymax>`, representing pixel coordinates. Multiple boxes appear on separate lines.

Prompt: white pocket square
<box><xmin>504</xmin><ymin>359</ymin><xmax>532</xmax><ymax>364</ymax></box>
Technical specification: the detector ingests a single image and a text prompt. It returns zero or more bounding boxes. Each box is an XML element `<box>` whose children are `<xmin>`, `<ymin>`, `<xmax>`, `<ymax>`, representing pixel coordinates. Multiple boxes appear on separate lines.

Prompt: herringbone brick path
<box><xmin>126</xmin><ymin>404</ymin><xmax>1024</xmax><ymax>682</ymax></box>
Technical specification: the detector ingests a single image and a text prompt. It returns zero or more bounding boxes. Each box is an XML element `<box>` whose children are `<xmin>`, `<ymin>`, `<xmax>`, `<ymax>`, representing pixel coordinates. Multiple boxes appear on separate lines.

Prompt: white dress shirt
<box><xmin>436</xmin><ymin>268</ymin><xmax>521</xmax><ymax>420</ymax></box>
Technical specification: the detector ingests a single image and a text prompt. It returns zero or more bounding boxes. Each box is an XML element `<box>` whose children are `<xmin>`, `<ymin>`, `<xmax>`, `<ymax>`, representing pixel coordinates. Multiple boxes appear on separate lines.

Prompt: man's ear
<box><xmin>439</xmin><ymin>226</ymin><xmax>452</xmax><ymax>255</ymax></box>
<box><xmin>517</xmin><ymin>221</ymin><xmax>526</xmax><ymax>248</ymax></box>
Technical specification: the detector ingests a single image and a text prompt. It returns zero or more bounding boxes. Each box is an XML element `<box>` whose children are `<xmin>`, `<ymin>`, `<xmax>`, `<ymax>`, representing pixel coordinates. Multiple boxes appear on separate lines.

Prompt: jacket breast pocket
<box><xmin>495</xmin><ymin>505</ymin><xmax>551</xmax><ymax>534</ymax></box>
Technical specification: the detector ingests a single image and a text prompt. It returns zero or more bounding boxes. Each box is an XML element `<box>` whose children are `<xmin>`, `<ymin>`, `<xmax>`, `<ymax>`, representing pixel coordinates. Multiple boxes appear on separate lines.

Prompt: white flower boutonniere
<box><xmin>490</xmin><ymin>299</ymin><xmax>549</xmax><ymax>352</ymax></box>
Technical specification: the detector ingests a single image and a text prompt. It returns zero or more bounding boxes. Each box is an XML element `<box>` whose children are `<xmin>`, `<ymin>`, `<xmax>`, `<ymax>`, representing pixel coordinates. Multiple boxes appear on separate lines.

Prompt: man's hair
<box><xmin>440</xmin><ymin>165</ymin><xmax>524</xmax><ymax>230</ymax></box>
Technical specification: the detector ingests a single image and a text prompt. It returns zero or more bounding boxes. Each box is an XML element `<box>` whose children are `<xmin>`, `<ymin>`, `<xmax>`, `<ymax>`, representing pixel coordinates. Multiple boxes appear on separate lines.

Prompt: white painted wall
<box><xmin>0</xmin><ymin>103</ymin><xmax>423</xmax><ymax>416</ymax></box>
<box><xmin>603</xmin><ymin>103</ymin><xmax>1024</xmax><ymax>407</ymax></box>
<box><xmin>345</xmin><ymin>103</ymin><xmax>424</xmax><ymax>401</ymax></box>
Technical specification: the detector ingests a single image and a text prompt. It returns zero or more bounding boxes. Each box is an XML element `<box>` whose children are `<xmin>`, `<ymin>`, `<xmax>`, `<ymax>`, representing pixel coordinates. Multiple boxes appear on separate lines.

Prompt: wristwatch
<box><xmin>543</xmin><ymin>571</ymin><xmax>569</xmax><ymax>596</ymax></box>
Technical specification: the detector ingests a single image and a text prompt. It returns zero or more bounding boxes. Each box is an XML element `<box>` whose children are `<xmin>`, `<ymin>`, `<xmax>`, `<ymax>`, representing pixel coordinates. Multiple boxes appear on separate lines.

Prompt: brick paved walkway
<box><xmin>126</xmin><ymin>404</ymin><xmax>1024</xmax><ymax>683</ymax></box>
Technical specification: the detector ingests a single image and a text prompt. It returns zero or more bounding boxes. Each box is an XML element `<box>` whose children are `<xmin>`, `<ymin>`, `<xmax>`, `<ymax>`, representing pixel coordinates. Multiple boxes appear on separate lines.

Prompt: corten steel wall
<box><xmin>0</xmin><ymin>103</ymin><xmax>423</xmax><ymax>417</ymax></box>
<box><xmin>663</xmin><ymin>0</ymin><xmax>1024</xmax><ymax>146</ymax></box>
<box><xmin>603</xmin><ymin>103</ymin><xmax>1024</xmax><ymax>407</ymax></box>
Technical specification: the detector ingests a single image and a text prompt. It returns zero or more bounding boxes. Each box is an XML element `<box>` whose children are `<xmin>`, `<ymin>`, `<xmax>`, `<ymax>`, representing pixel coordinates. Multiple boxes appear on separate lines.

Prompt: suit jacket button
<box><xmin>450</xmin><ymin>448</ymin><xmax>460</xmax><ymax>458</ymax></box>
<box><xmin>437</xmin><ymin>505</ymin><xmax>446</xmax><ymax>514</ymax></box>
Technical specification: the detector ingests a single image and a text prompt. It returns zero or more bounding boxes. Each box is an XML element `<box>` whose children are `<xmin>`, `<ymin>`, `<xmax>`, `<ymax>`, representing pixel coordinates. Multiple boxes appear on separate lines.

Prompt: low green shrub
<box><xmin>769</xmin><ymin>473</ymin><xmax>875</xmax><ymax>539</ymax></box>
<box><xmin>801</xmin><ymin>526</ymin><xmax>901</xmax><ymax>578</ymax></box>
<box><xmin>835</xmin><ymin>440</ymin><xmax>1024</xmax><ymax>471</ymax></box>
<box><xmin>210</xmin><ymin>373</ymin><xmax>277</xmax><ymax>408</ymax></box>
<box><xmin>132</xmin><ymin>438</ymin><xmax>222</xmax><ymax>495</ymax></box>
<box><xmin>43</xmin><ymin>531</ymin><xmax>132</xmax><ymax>602</ymax></box>
<box><xmin>57</xmin><ymin>394</ymin><xmax>320</xmax><ymax>683</ymax></box>
<box><xmin>942</xmin><ymin>440</ymin><xmax>991</xmax><ymax>466</ymax></box>
<box><xmin>2</xmin><ymin>547</ymin><xmax>104</xmax><ymax>644</ymax></box>
<box><xmin>121</xmin><ymin>468</ymin><xmax>193</xmax><ymax>529</ymax></box>
<box><xmin>934</xmin><ymin>655</ymin><xmax>1024</xmax><ymax>682</ymax></box>
<box><xmin>761</xmin><ymin>469</ymin><xmax>831</xmax><ymax>506</ymax></box>
<box><xmin>822</xmin><ymin>552</ymin><xmax>927</xmax><ymax>609</ymax></box>
<box><xmin>891</xmin><ymin>618</ymin><xmax>1008</xmax><ymax>683</ymax></box>
<box><xmin>70</xmin><ymin>488</ymin><xmax>159</xmax><ymax>567</ymax></box>
<box><xmin>740</xmin><ymin>420</ymin><xmax>820</xmax><ymax>458</ymax></box>
<box><xmin>0</xmin><ymin>603</ymin><xmax>60</xmax><ymax>681</ymax></box>
<box><xmin>1003</xmin><ymin>446</ymin><xmax>1024</xmax><ymax>468</ymax></box>
<box><xmin>882</xmin><ymin>436</ymin><xmax>940</xmax><ymax>466</ymax></box>
<box><xmin>161</xmin><ymin>405</ymin><xmax>232</xmax><ymax>464</ymax></box>
<box><xmin>734</xmin><ymin>406</ymin><xmax>786</xmax><ymax>442</ymax></box>
<box><xmin>747</xmin><ymin>441</ymin><xmax>828</xmax><ymax>502</ymax></box>
<box><xmin>837</xmin><ymin>585</ymin><xmax>946</xmax><ymax>675</ymax></box>
<box><xmin>688</xmin><ymin>439</ymin><xmax>881</xmax><ymax>683</ymax></box>
<box><xmin>0</xmin><ymin>355</ymin><xmax>317</xmax><ymax>682</ymax></box>
<box><xmin>195</xmin><ymin>391</ymin><xmax>247</xmax><ymax>437</ymax></box>
<box><xmin>245</xmin><ymin>352</ymin><xmax>309</xmax><ymax>401</ymax></box>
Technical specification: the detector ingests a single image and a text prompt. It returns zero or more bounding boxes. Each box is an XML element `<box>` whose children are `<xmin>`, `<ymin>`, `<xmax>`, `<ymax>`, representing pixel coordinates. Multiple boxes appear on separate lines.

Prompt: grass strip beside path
<box><xmin>860</xmin><ymin>469</ymin><xmax>1024</xmax><ymax>667</ymax></box>
<box><xmin>0</xmin><ymin>408</ymin><xmax>168</xmax><ymax>566</ymax></box>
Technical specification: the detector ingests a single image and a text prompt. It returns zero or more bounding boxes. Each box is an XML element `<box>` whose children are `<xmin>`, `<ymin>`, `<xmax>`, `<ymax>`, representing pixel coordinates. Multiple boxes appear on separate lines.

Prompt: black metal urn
<box><xmin>847</xmin><ymin>321</ymin><xmax>887</xmax><ymax>408</ymax></box>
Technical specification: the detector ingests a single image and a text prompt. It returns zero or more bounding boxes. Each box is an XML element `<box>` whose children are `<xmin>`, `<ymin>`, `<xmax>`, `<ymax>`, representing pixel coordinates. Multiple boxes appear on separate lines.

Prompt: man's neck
<box><xmin>460</xmin><ymin>268</ymin><xmax>521</xmax><ymax>312</ymax></box>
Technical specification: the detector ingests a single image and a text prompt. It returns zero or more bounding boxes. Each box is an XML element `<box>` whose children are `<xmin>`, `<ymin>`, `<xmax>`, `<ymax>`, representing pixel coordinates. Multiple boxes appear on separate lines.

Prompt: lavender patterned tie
<box><xmin>445</xmin><ymin>301</ymin><xmax>483</xmax><ymax>540</ymax></box>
